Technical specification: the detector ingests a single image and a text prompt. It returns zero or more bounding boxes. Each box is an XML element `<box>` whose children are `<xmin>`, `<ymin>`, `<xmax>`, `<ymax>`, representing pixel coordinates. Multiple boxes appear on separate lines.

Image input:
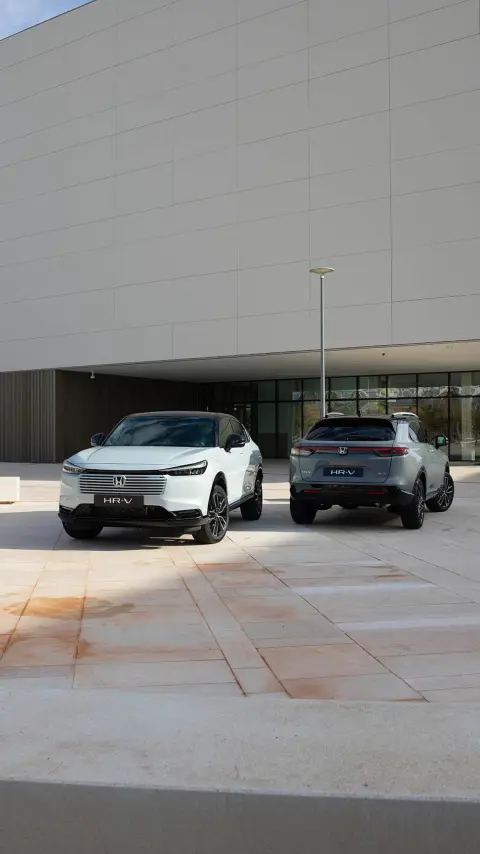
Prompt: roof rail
<box><xmin>391</xmin><ymin>411</ymin><xmax>417</xmax><ymax>419</ymax></box>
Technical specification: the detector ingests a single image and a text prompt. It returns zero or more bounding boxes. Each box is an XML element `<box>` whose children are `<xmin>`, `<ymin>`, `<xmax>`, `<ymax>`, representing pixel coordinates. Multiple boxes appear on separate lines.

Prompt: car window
<box><xmin>408</xmin><ymin>420</ymin><xmax>421</xmax><ymax>442</ymax></box>
<box><xmin>417</xmin><ymin>421</ymin><xmax>429</xmax><ymax>443</ymax></box>
<box><xmin>231</xmin><ymin>418</ymin><xmax>247</xmax><ymax>441</ymax></box>
<box><xmin>306</xmin><ymin>419</ymin><xmax>396</xmax><ymax>442</ymax></box>
<box><xmin>104</xmin><ymin>416</ymin><xmax>216</xmax><ymax>447</ymax></box>
<box><xmin>219</xmin><ymin>417</ymin><xmax>235</xmax><ymax>449</ymax></box>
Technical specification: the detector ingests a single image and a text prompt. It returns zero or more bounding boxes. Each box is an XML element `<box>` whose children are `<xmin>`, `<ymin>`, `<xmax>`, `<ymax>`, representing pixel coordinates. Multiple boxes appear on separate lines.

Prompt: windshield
<box><xmin>104</xmin><ymin>416</ymin><xmax>216</xmax><ymax>448</ymax></box>
<box><xmin>306</xmin><ymin>419</ymin><xmax>396</xmax><ymax>442</ymax></box>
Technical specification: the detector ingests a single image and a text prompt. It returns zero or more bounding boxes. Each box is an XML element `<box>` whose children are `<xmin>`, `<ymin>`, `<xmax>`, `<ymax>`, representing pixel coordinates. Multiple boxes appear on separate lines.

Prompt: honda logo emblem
<box><xmin>113</xmin><ymin>475</ymin><xmax>126</xmax><ymax>488</ymax></box>
<box><xmin>338</xmin><ymin>447</ymin><xmax>348</xmax><ymax>456</ymax></box>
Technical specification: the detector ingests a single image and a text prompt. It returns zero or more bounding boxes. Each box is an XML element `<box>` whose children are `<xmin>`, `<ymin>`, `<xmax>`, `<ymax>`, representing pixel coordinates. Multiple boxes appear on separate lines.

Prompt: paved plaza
<box><xmin>1</xmin><ymin>463</ymin><xmax>480</xmax><ymax>701</ymax></box>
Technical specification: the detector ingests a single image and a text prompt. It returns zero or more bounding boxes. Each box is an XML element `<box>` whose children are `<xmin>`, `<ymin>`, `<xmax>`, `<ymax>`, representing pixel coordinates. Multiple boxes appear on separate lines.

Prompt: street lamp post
<box><xmin>309</xmin><ymin>267</ymin><xmax>335</xmax><ymax>420</ymax></box>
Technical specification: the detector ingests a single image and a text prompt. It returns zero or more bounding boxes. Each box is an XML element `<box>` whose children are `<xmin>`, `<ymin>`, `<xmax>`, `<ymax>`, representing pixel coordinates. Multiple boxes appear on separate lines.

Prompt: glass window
<box><xmin>277</xmin><ymin>403</ymin><xmax>302</xmax><ymax>456</ymax></box>
<box><xmin>328</xmin><ymin>400</ymin><xmax>358</xmax><ymax>416</ymax></box>
<box><xmin>359</xmin><ymin>376</ymin><xmax>387</xmax><ymax>398</ymax></box>
<box><xmin>303</xmin><ymin>401</ymin><xmax>321</xmax><ymax>433</ymax></box>
<box><xmin>256</xmin><ymin>403</ymin><xmax>276</xmax><ymax>457</ymax></box>
<box><xmin>359</xmin><ymin>400</ymin><xmax>387</xmax><ymax>416</ymax></box>
<box><xmin>302</xmin><ymin>378</ymin><xmax>321</xmax><ymax>400</ymax></box>
<box><xmin>388</xmin><ymin>399</ymin><xmax>417</xmax><ymax>415</ymax></box>
<box><xmin>306</xmin><ymin>418</ymin><xmax>395</xmax><ymax>442</ymax></box>
<box><xmin>257</xmin><ymin>380</ymin><xmax>276</xmax><ymax>401</ymax></box>
<box><xmin>418</xmin><ymin>373</ymin><xmax>449</xmax><ymax>398</ymax></box>
<box><xmin>277</xmin><ymin>379</ymin><xmax>302</xmax><ymax>400</ymax></box>
<box><xmin>450</xmin><ymin>398</ymin><xmax>480</xmax><ymax>462</ymax></box>
<box><xmin>450</xmin><ymin>372</ymin><xmax>480</xmax><ymax>397</ymax></box>
<box><xmin>219</xmin><ymin>417</ymin><xmax>235</xmax><ymax>449</ymax></box>
<box><xmin>388</xmin><ymin>375</ymin><xmax>417</xmax><ymax>398</ymax></box>
<box><xmin>330</xmin><ymin>377</ymin><xmax>357</xmax><ymax>399</ymax></box>
<box><xmin>417</xmin><ymin>399</ymin><xmax>449</xmax><ymax>445</ymax></box>
<box><xmin>105</xmin><ymin>416</ymin><xmax>216</xmax><ymax>448</ymax></box>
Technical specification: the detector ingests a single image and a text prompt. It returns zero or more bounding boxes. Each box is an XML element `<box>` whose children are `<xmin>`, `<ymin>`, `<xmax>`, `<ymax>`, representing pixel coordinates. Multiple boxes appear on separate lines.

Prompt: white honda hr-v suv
<box><xmin>59</xmin><ymin>411</ymin><xmax>263</xmax><ymax>544</ymax></box>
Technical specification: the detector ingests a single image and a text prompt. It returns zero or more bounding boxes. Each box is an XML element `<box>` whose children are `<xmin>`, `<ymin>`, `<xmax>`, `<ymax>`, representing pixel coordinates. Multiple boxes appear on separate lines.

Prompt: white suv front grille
<box><xmin>79</xmin><ymin>472</ymin><xmax>167</xmax><ymax>496</ymax></box>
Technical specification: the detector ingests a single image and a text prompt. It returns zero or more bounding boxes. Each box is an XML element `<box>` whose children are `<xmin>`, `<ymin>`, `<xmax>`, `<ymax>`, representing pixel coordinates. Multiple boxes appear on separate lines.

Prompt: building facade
<box><xmin>0</xmin><ymin>0</ymin><xmax>479</xmax><ymax>460</ymax></box>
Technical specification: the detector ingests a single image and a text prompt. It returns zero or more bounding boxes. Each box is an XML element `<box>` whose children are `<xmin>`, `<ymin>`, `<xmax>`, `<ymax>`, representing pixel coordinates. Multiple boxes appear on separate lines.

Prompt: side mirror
<box><xmin>225</xmin><ymin>433</ymin><xmax>245</xmax><ymax>452</ymax></box>
<box><xmin>434</xmin><ymin>435</ymin><xmax>448</xmax><ymax>449</ymax></box>
<box><xmin>90</xmin><ymin>432</ymin><xmax>105</xmax><ymax>447</ymax></box>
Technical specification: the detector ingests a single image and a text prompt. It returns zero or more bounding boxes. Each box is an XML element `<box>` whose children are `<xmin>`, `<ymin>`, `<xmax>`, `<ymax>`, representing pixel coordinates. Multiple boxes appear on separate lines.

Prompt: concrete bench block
<box><xmin>0</xmin><ymin>477</ymin><xmax>20</xmax><ymax>503</ymax></box>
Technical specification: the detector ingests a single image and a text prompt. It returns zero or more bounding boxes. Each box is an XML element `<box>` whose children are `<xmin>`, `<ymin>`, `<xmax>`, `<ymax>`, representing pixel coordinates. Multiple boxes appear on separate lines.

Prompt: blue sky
<box><xmin>0</xmin><ymin>1</ymin><xmax>92</xmax><ymax>39</ymax></box>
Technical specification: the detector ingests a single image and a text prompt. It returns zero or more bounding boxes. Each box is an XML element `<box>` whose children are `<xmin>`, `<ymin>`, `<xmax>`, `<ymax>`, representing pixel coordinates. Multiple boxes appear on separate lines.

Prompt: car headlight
<box><xmin>62</xmin><ymin>461</ymin><xmax>84</xmax><ymax>475</ymax></box>
<box><xmin>162</xmin><ymin>460</ymin><xmax>208</xmax><ymax>476</ymax></box>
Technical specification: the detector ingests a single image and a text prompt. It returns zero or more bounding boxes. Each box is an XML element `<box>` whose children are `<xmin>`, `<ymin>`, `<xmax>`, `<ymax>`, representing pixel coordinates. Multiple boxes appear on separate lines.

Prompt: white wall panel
<box><xmin>310</xmin><ymin>26</ymin><xmax>388</xmax><ymax>79</ymax></box>
<box><xmin>310</xmin><ymin>163</ymin><xmax>390</xmax><ymax>210</ymax></box>
<box><xmin>238</xmin><ymin>212</ymin><xmax>310</xmax><ymax>269</ymax></box>
<box><xmin>392</xmin><ymin>146</ymin><xmax>480</xmax><ymax>196</ymax></box>
<box><xmin>238</xmin><ymin>180</ymin><xmax>309</xmax><ymax>223</ymax></box>
<box><xmin>319</xmin><ymin>250</ymin><xmax>392</xmax><ymax>309</ymax></box>
<box><xmin>393</xmin><ymin>239</ymin><xmax>480</xmax><ymax>302</ymax></box>
<box><xmin>238</xmin><ymin>82</ymin><xmax>309</xmax><ymax>145</ymax></box>
<box><xmin>117</xmin><ymin>4</ymin><xmax>174</xmax><ymax>62</ymax></box>
<box><xmin>310</xmin><ymin>198</ymin><xmax>391</xmax><ymax>257</ymax></box>
<box><xmin>389</xmin><ymin>0</ymin><xmax>472</xmax><ymax>23</ymax></box>
<box><xmin>173</xmin><ymin>318</ymin><xmax>238</xmax><ymax>358</ymax></box>
<box><xmin>392</xmin><ymin>183</ymin><xmax>480</xmax><ymax>248</ymax></box>
<box><xmin>310</xmin><ymin>61</ymin><xmax>389</xmax><ymax>127</ymax></box>
<box><xmin>309</xmin><ymin>0</ymin><xmax>389</xmax><ymax>45</ymax></box>
<box><xmin>115</xmin><ymin>271</ymin><xmax>237</xmax><ymax>329</ymax></box>
<box><xmin>238</xmin><ymin>0</ymin><xmax>304</xmax><ymax>22</ymax></box>
<box><xmin>310</xmin><ymin>112</ymin><xmax>390</xmax><ymax>176</ymax></box>
<box><xmin>391</xmin><ymin>90</ymin><xmax>480</xmax><ymax>160</ymax></box>
<box><xmin>115</xmin><ymin>163</ymin><xmax>173</xmax><ymax>216</ymax></box>
<box><xmin>117</xmin><ymin>0</ymin><xmax>174</xmax><ymax>24</ymax></box>
<box><xmin>391</xmin><ymin>37</ymin><xmax>480</xmax><ymax>109</ymax></box>
<box><xmin>390</xmin><ymin>1</ymin><xmax>479</xmax><ymax>56</ymax></box>
<box><xmin>238</xmin><ymin>51</ymin><xmax>308</xmax><ymax>99</ymax></box>
<box><xmin>238</xmin><ymin>131</ymin><xmax>309</xmax><ymax>190</ymax></box>
<box><xmin>115</xmin><ymin>121</ymin><xmax>174</xmax><ymax>173</ymax></box>
<box><xmin>174</xmin><ymin>0</ymin><xmax>237</xmax><ymax>42</ymax></box>
<box><xmin>238</xmin><ymin>2</ymin><xmax>308</xmax><ymax>67</ymax></box>
<box><xmin>393</xmin><ymin>295</ymin><xmax>480</xmax><ymax>344</ymax></box>
<box><xmin>173</xmin><ymin>148</ymin><xmax>237</xmax><ymax>203</ymax></box>
<box><xmin>174</xmin><ymin>102</ymin><xmax>236</xmax><ymax>159</ymax></box>
<box><xmin>324</xmin><ymin>302</ymin><xmax>392</xmax><ymax>349</ymax></box>
<box><xmin>238</xmin><ymin>262</ymin><xmax>311</xmax><ymax>316</ymax></box>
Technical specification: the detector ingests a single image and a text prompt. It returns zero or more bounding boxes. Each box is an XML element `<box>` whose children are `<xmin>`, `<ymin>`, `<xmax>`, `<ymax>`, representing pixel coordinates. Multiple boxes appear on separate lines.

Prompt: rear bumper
<box><xmin>59</xmin><ymin>504</ymin><xmax>208</xmax><ymax>531</ymax></box>
<box><xmin>290</xmin><ymin>483</ymin><xmax>414</xmax><ymax>507</ymax></box>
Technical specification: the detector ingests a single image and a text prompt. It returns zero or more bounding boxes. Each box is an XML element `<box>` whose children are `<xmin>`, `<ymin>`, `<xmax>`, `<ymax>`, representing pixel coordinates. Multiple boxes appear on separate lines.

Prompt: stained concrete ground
<box><xmin>1</xmin><ymin>462</ymin><xmax>480</xmax><ymax>702</ymax></box>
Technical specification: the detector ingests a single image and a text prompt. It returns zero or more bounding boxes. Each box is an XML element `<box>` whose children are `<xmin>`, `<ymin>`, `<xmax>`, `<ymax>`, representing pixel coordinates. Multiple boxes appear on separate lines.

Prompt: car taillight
<box><xmin>291</xmin><ymin>446</ymin><xmax>314</xmax><ymax>457</ymax></box>
<box><xmin>373</xmin><ymin>447</ymin><xmax>409</xmax><ymax>457</ymax></box>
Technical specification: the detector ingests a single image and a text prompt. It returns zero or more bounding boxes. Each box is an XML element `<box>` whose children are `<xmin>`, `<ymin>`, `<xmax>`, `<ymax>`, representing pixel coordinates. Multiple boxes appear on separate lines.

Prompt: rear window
<box><xmin>306</xmin><ymin>418</ymin><xmax>396</xmax><ymax>442</ymax></box>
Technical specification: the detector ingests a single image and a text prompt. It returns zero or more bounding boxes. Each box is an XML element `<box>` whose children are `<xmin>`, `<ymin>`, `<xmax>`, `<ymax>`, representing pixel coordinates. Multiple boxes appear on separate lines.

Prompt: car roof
<box><xmin>124</xmin><ymin>411</ymin><xmax>232</xmax><ymax>422</ymax></box>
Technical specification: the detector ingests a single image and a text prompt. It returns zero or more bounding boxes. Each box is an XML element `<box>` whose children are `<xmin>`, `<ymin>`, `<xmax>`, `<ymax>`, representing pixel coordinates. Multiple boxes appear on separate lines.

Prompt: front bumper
<box><xmin>59</xmin><ymin>504</ymin><xmax>208</xmax><ymax>530</ymax></box>
<box><xmin>290</xmin><ymin>482</ymin><xmax>414</xmax><ymax>507</ymax></box>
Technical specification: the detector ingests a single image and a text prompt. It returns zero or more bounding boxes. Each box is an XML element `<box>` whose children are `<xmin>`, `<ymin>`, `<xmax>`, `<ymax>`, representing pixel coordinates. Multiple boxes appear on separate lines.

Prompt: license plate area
<box><xmin>323</xmin><ymin>468</ymin><xmax>363</xmax><ymax>478</ymax></box>
<box><xmin>94</xmin><ymin>495</ymin><xmax>144</xmax><ymax>509</ymax></box>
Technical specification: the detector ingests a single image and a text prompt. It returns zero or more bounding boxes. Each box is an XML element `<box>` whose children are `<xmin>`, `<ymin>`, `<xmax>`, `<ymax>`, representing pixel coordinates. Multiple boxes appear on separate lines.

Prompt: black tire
<box><xmin>426</xmin><ymin>471</ymin><xmax>455</xmax><ymax>513</ymax></box>
<box><xmin>62</xmin><ymin>520</ymin><xmax>103</xmax><ymax>540</ymax></box>
<box><xmin>290</xmin><ymin>498</ymin><xmax>317</xmax><ymax>525</ymax></box>
<box><xmin>240</xmin><ymin>475</ymin><xmax>263</xmax><ymax>521</ymax></box>
<box><xmin>193</xmin><ymin>485</ymin><xmax>229</xmax><ymax>545</ymax></box>
<box><xmin>400</xmin><ymin>478</ymin><xmax>425</xmax><ymax>530</ymax></box>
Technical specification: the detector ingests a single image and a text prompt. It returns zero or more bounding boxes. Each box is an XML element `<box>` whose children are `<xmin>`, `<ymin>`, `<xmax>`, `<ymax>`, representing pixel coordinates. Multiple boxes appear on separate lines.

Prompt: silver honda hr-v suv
<box><xmin>290</xmin><ymin>413</ymin><xmax>453</xmax><ymax>530</ymax></box>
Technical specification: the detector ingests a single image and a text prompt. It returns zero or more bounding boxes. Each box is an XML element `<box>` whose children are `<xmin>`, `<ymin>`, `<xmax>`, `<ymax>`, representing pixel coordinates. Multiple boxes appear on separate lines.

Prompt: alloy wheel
<box><xmin>437</xmin><ymin>473</ymin><xmax>454</xmax><ymax>510</ymax></box>
<box><xmin>208</xmin><ymin>490</ymin><xmax>228</xmax><ymax>539</ymax></box>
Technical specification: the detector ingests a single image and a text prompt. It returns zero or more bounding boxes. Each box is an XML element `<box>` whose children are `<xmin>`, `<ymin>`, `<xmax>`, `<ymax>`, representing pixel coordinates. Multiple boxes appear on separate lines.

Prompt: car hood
<box><xmin>69</xmin><ymin>446</ymin><xmax>213</xmax><ymax>469</ymax></box>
